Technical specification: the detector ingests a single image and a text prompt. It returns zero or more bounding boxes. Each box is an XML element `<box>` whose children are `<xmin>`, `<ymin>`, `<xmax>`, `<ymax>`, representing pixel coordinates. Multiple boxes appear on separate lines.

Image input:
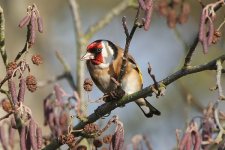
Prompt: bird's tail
<box><xmin>135</xmin><ymin>98</ymin><xmax>161</xmax><ymax>118</ymax></box>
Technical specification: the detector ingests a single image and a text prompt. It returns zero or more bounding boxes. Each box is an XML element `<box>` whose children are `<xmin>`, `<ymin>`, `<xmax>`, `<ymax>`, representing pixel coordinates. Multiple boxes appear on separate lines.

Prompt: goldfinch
<box><xmin>81</xmin><ymin>40</ymin><xmax>160</xmax><ymax>117</ymax></box>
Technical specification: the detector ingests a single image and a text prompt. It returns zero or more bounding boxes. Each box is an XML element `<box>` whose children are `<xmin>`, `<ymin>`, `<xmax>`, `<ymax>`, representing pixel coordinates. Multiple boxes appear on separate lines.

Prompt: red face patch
<box><xmin>91</xmin><ymin>53</ymin><xmax>103</xmax><ymax>65</ymax></box>
<box><xmin>87</xmin><ymin>42</ymin><xmax>103</xmax><ymax>52</ymax></box>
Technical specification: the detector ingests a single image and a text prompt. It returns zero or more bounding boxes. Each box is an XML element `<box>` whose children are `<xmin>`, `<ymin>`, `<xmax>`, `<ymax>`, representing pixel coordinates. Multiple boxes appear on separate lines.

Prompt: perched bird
<box><xmin>81</xmin><ymin>40</ymin><xmax>160</xmax><ymax>117</ymax></box>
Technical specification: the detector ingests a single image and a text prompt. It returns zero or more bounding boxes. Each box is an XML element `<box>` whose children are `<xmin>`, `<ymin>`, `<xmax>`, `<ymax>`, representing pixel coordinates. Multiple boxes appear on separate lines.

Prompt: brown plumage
<box><xmin>82</xmin><ymin>40</ymin><xmax>160</xmax><ymax>117</ymax></box>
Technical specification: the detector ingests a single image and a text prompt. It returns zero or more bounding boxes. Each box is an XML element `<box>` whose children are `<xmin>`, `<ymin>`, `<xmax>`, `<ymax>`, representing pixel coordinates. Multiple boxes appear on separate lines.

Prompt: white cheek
<box><xmin>101</xmin><ymin>42</ymin><xmax>114</xmax><ymax>64</ymax></box>
<box><xmin>101</xmin><ymin>43</ymin><xmax>108</xmax><ymax>58</ymax></box>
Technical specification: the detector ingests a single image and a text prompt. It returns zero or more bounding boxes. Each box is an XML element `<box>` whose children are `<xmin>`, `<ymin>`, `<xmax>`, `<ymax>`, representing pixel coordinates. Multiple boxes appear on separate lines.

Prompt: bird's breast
<box><xmin>87</xmin><ymin>61</ymin><xmax>116</xmax><ymax>93</ymax></box>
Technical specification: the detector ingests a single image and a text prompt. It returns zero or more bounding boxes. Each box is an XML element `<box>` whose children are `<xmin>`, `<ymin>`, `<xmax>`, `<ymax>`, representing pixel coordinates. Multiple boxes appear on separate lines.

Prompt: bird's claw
<box><xmin>103</xmin><ymin>87</ymin><xmax>125</xmax><ymax>102</ymax></box>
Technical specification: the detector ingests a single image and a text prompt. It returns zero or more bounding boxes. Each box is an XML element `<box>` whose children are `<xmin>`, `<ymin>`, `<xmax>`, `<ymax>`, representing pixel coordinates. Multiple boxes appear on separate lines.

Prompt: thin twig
<box><xmin>0</xmin><ymin>88</ymin><xmax>10</xmax><ymax>99</ymax></box>
<box><xmin>0</xmin><ymin>75</ymin><xmax>10</xmax><ymax>89</ymax></box>
<box><xmin>216</xmin><ymin>60</ymin><xmax>225</xmax><ymax>100</ymax></box>
<box><xmin>148</xmin><ymin>63</ymin><xmax>159</xmax><ymax>96</ymax></box>
<box><xmin>183</xmin><ymin>36</ymin><xmax>199</xmax><ymax>68</ymax></box>
<box><xmin>122</xmin><ymin>17</ymin><xmax>129</xmax><ymax>38</ymax></box>
<box><xmin>117</xmin><ymin>6</ymin><xmax>142</xmax><ymax>83</ymax></box>
<box><xmin>14</xmin><ymin>42</ymin><xmax>28</xmax><ymax>62</ymax></box>
<box><xmin>0</xmin><ymin>112</ymin><xmax>13</xmax><ymax>122</ymax></box>
<box><xmin>37</xmin><ymin>51</ymin><xmax>77</xmax><ymax>90</ymax></box>
<box><xmin>37</xmin><ymin>72</ymin><xmax>68</xmax><ymax>87</ymax></box>
<box><xmin>56</xmin><ymin>51</ymin><xmax>77</xmax><ymax>90</ymax></box>
<box><xmin>217</xmin><ymin>15</ymin><xmax>225</xmax><ymax>31</ymax></box>
<box><xmin>83</xmin><ymin>0</ymin><xmax>133</xmax><ymax>41</ymax></box>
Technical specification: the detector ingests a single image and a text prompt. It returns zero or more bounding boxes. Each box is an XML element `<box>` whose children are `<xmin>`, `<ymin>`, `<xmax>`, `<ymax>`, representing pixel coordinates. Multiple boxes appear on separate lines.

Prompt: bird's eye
<box><xmin>96</xmin><ymin>48</ymin><xmax>102</xmax><ymax>53</ymax></box>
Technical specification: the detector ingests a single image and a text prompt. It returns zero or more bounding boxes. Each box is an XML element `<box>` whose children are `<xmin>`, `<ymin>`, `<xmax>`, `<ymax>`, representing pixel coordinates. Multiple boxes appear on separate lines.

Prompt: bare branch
<box><xmin>68</xmin><ymin>0</ymin><xmax>84</xmax><ymax>99</ymax></box>
<box><xmin>37</xmin><ymin>51</ymin><xmax>77</xmax><ymax>90</ymax></box>
<box><xmin>216</xmin><ymin>60</ymin><xmax>225</xmax><ymax>100</ymax></box>
<box><xmin>0</xmin><ymin>112</ymin><xmax>13</xmax><ymax>122</ymax></box>
<box><xmin>84</xmin><ymin>0</ymin><xmax>132</xmax><ymax>41</ymax></box>
<box><xmin>117</xmin><ymin>6</ymin><xmax>141</xmax><ymax>83</ymax></box>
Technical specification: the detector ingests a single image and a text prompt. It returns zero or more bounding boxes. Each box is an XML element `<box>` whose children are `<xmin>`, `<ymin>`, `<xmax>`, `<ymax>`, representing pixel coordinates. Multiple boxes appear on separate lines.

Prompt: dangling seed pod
<box><xmin>10</xmin><ymin>117</ymin><xmax>17</xmax><ymax>129</ymax></box>
<box><xmin>8</xmin><ymin>78</ymin><xmax>17</xmax><ymax>105</ymax></box>
<box><xmin>111</xmin><ymin>123</ymin><xmax>124</xmax><ymax>150</ymax></box>
<box><xmin>19</xmin><ymin>126</ymin><xmax>27</xmax><ymax>150</ymax></box>
<box><xmin>28</xmin><ymin>11</ymin><xmax>36</xmax><ymax>48</ymax></box>
<box><xmin>65</xmin><ymin>134</ymin><xmax>76</xmax><ymax>148</ymax></box>
<box><xmin>1</xmin><ymin>99</ymin><xmax>12</xmax><ymax>113</ymax></box>
<box><xmin>6</xmin><ymin>61</ymin><xmax>17</xmax><ymax>77</ymax></box>
<box><xmin>0</xmin><ymin>126</ymin><xmax>8</xmax><ymax>150</ymax></box>
<box><xmin>36</xmin><ymin>126</ymin><xmax>43</xmax><ymax>149</ymax></box>
<box><xmin>83</xmin><ymin>78</ymin><xmax>93</xmax><ymax>92</ymax></box>
<box><xmin>207</xmin><ymin>19</ymin><xmax>214</xmax><ymax>45</ymax></box>
<box><xmin>8</xmin><ymin>127</ymin><xmax>16</xmax><ymax>149</ymax></box>
<box><xmin>31</xmin><ymin>54</ymin><xmax>43</xmax><ymax>65</ymax></box>
<box><xmin>26</xmin><ymin>126</ymin><xmax>32</xmax><ymax>150</ymax></box>
<box><xmin>212</xmin><ymin>30</ymin><xmax>221</xmax><ymax>44</ymax></box>
<box><xmin>26</xmin><ymin>75</ymin><xmax>37</xmax><ymax>92</ymax></box>
<box><xmin>144</xmin><ymin>0</ymin><xmax>154</xmax><ymax>31</ymax></box>
<box><xmin>138</xmin><ymin>0</ymin><xmax>147</xmax><ymax>10</ymax></box>
<box><xmin>199</xmin><ymin>10</ymin><xmax>206</xmax><ymax>42</ymax></box>
<box><xmin>29</xmin><ymin>119</ymin><xmax>38</xmax><ymax>150</ymax></box>
<box><xmin>37</xmin><ymin>16</ymin><xmax>43</xmax><ymax>33</ymax></box>
<box><xmin>18</xmin><ymin>14</ymin><xmax>31</xmax><ymax>28</ymax></box>
<box><xmin>18</xmin><ymin>77</ymin><xmax>26</xmax><ymax>103</ymax></box>
<box><xmin>83</xmin><ymin>123</ymin><xmax>100</xmax><ymax>134</ymax></box>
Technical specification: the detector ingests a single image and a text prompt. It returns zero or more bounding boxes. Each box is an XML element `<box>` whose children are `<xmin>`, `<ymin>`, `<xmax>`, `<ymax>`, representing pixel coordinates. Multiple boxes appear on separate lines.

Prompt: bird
<box><xmin>81</xmin><ymin>39</ymin><xmax>160</xmax><ymax>117</ymax></box>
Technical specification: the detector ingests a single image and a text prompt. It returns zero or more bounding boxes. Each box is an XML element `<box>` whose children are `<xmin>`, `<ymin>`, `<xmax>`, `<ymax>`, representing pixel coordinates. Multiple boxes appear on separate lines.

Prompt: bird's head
<box><xmin>81</xmin><ymin>40</ymin><xmax>118</xmax><ymax>66</ymax></box>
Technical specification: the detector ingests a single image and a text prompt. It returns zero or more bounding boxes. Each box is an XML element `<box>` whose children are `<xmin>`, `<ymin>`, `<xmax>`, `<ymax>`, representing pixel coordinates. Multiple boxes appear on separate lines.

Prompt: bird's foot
<box><xmin>103</xmin><ymin>87</ymin><xmax>125</xmax><ymax>102</ymax></box>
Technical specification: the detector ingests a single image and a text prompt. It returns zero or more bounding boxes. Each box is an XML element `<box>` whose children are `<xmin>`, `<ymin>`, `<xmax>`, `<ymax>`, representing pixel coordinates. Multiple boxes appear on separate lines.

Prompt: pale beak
<box><xmin>81</xmin><ymin>52</ymin><xmax>95</xmax><ymax>60</ymax></box>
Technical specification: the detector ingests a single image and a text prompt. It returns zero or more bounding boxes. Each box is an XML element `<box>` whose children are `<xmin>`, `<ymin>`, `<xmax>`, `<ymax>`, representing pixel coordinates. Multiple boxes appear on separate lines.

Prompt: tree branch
<box><xmin>37</xmin><ymin>51</ymin><xmax>77</xmax><ymax>90</ymax></box>
<box><xmin>68</xmin><ymin>0</ymin><xmax>85</xmax><ymax>102</ymax></box>
<box><xmin>117</xmin><ymin>6</ymin><xmax>141</xmax><ymax>82</ymax></box>
<box><xmin>83</xmin><ymin>0</ymin><xmax>134</xmax><ymax>41</ymax></box>
<box><xmin>183</xmin><ymin>1</ymin><xmax>224</xmax><ymax>68</ymax></box>
<box><xmin>43</xmin><ymin>54</ymin><xmax>225</xmax><ymax>150</ymax></box>
<box><xmin>0</xmin><ymin>6</ymin><xmax>7</xmax><ymax>67</ymax></box>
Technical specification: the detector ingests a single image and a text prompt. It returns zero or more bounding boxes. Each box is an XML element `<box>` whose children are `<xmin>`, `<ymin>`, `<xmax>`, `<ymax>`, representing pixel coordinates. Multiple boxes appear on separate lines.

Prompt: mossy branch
<box><xmin>0</xmin><ymin>6</ymin><xmax>7</xmax><ymax>67</ymax></box>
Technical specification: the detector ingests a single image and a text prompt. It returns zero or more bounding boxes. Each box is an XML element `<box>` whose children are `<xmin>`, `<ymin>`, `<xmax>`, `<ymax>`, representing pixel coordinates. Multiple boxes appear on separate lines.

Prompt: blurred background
<box><xmin>0</xmin><ymin>0</ymin><xmax>224</xmax><ymax>149</ymax></box>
